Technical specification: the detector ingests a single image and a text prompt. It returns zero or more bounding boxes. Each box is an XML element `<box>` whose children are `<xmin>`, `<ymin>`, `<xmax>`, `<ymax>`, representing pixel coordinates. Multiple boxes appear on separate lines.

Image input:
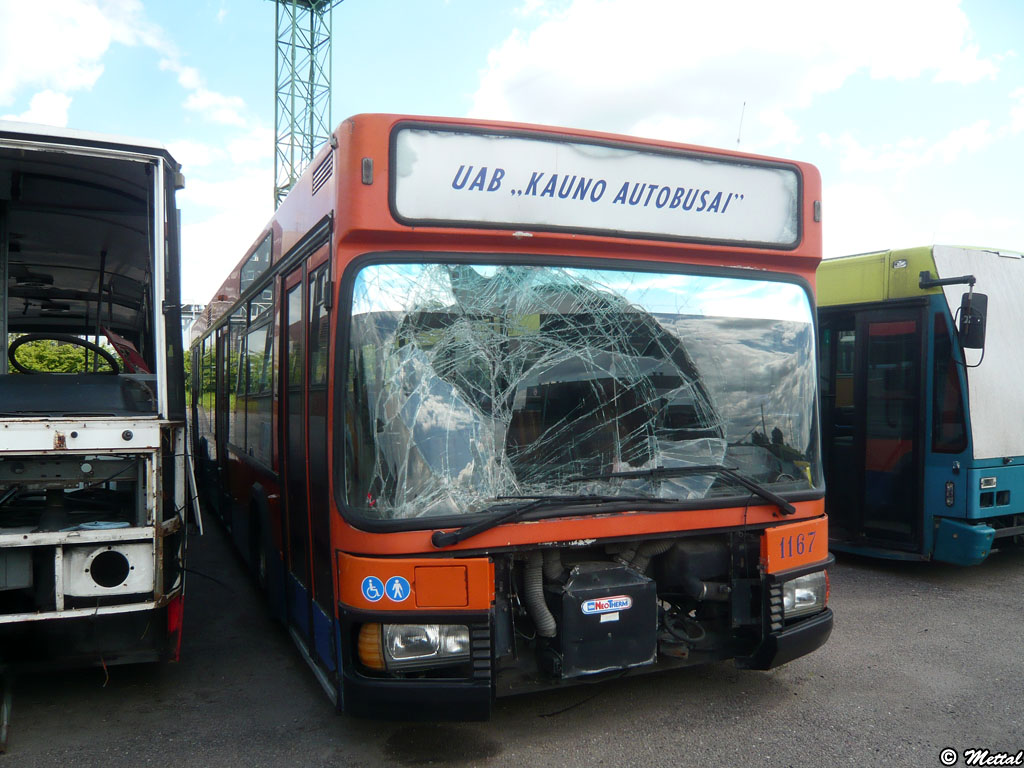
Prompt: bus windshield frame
<box><xmin>338</xmin><ymin>254</ymin><xmax>822</xmax><ymax>530</ymax></box>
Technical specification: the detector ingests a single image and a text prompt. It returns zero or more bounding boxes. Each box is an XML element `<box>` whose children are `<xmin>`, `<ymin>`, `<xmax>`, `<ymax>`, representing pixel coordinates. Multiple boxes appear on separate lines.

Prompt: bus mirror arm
<box><xmin>918</xmin><ymin>270</ymin><xmax>976</xmax><ymax>290</ymax></box>
<box><xmin>919</xmin><ymin>272</ymin><xmax>987</xmax><ymax>351</ymax></box>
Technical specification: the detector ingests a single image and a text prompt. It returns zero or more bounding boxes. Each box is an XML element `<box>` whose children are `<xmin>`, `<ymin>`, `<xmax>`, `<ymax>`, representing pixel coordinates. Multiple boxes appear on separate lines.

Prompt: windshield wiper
<box><xmin>431</xmin><ymin>493</ymin><xmax>660</xmax><ymax>548</ymax></box>
<box><xmin>569</xmin><ymin>464</ymin><xmax>796</xmax><ymax>516</ymax></box>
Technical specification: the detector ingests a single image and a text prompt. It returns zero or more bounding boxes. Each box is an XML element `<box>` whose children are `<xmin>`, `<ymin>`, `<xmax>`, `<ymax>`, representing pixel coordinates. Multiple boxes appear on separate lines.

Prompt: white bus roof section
<box><xmin>933</xmin><ymin>245</ymin><xmax>1024</xmax><ymax>461</ymax></box>
<box><xmin>0</xmin><ymin>120</ymin><xmax>171</xmax><ymax>158</ymax></box>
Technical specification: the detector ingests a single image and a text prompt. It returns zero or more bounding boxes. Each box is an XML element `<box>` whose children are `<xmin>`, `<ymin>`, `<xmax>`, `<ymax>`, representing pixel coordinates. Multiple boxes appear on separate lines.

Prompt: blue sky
<box><xmin>1</xmin><ymin>0</ymin><xmax>1022</xmax><ymax>303</ymax></box>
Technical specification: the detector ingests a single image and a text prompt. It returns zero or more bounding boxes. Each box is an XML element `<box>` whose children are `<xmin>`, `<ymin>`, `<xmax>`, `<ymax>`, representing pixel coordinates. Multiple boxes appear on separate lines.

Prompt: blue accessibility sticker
<box><xmin>361</xmin><ymin>575</ymin><xmax>385</xmax><ymax>603</ymax></box>
<box><xmin>385</xmin><ymin>576</ymin><xmax>411</xmax><ymax>603</ymax></box>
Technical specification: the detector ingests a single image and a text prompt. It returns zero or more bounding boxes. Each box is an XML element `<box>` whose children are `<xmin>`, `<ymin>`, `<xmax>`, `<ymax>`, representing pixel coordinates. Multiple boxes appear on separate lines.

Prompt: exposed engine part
<box><xmin>607</xmin><ymin>539</ymin><xmax>675</xmax><ymax>573</ymax></box>
<box><xmin>501</xmin><ymin>533</ymin><xmax>765</xmax><ymax>686</ymax></box>
<box><xmin>524</xmin><ymin>551</ymin><xmax>556</xmax><ymax>638</ymax></box>
<box><xmin>654</xmin><ymin>536</ymin><xmax>731</xmax><ymax>595</ymax></box>
<box><xmin>544</xmin><ymin>561</ymin><xmax>657</xmax><ymax>679</ymax></box>
<box><xmin>0</xmin><ymin>456</ymin><xmax>145</xmax><ymax>532</ymax></box>
<box><xmin>663</xmin><ymin>610</ymin><xmax>707</xmax><ymax>644</ymax></box>
<box><xmin>678</xmin><ymin>575</ymin><xmax>731</xmax><ymax>602</ymax></box>
<box><xmin>658</xmin><ymin>604</ymin><xmax>708</xmax><ymax>659</ymax></box>
<box><xmin>629</xmin><ymin>540</ymin><xmax>675</xmax><ymax>574</ymax></box>
<box><xmin>541</xmin><ymin>548</ymin><xmax>563</xmax><ymax>581</ymax></box>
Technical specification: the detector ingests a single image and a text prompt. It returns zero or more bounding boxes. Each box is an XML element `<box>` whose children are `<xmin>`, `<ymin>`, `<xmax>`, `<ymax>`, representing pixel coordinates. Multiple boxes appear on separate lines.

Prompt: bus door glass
<box><xmin>282</xmin><ymin>267</ymin><xmax>313</xmax><ymax>640</ymax></box>
<box><xmin>820</xmin><ymin>314</ymin><xmax>859</xmax><ymax>537</ymax></box>
<box><xmin>307</xmin><ymin>258</ymin><xmax>337</xmax><ymax>672</ymax></box>
<box><xmin>215</xmin><ymin>329</ymin><xmax>230</xmax><ymax>472</ymax></box>
<box><xmin>859</xmin><ymin>310</ymin><xmax>923</xmax><ymax>548</ymax></box>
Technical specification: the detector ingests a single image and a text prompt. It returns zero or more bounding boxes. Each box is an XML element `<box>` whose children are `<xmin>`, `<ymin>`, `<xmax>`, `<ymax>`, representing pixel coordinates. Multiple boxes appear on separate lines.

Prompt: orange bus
<box><xmin>190</xmin><ymin>114</ymin><xmax>832</xmax><ymax>719</ymax></box>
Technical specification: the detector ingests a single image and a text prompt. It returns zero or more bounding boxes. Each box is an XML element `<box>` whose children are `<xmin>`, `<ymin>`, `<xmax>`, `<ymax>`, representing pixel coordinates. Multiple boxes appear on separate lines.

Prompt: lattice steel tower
<box><xmin>273</xmin><ymin>0</ymin><xmax>342</xmax><ymax>208</ymax></box>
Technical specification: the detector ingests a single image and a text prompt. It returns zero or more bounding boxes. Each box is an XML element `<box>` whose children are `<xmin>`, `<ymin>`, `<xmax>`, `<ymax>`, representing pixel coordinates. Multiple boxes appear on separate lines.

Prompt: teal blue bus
<box><xmin>817</xmin><ymin>245</ymin><xmax>1023</xmax><ymax>565</ymax></box>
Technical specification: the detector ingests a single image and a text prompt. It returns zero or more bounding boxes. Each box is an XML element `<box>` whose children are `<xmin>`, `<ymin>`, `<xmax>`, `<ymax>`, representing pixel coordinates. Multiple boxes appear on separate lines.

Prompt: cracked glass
<box><xmin>342</xmin><ymin>259</ymin><xmax>819</xmax><ymax>521</ymax></box>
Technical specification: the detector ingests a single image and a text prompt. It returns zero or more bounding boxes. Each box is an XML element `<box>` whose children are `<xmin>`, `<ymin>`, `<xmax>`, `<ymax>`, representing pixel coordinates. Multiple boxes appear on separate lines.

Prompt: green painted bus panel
<box><xmin>817</xmin><ymin>252</ymin><xmax>887</xmax><ymax>305</ymax></box>
<box><xmin>886</xmin><ymin>246</ymin><xmax>943</xmax><ymax>299</ymax></box>
<box><xmin>818</xmin><ymin>246</ymin><xmax>942</xmax><ymax>306</ymax></box>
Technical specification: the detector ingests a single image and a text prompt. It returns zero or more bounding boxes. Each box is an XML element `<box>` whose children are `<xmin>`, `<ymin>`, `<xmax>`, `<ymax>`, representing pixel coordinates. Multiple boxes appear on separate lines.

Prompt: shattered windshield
<box><xmin>342</xmin><ymin>259</ymin><xmax>819</xmax><ymax>521</ymax></box>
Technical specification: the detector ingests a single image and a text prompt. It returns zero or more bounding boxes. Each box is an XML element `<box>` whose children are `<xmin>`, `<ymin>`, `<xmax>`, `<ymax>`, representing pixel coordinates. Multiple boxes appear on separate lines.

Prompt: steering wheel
<box><xmin>8</xmin><ymin>333</ymin><xmax>120</xmax><ymax>375</ymax></box>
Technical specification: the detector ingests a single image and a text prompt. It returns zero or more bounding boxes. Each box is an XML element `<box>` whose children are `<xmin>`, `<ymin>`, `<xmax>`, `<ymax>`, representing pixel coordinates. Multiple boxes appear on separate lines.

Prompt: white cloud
<box><xmin>823</xmin><ymin>181</ymin><xmax>920</xmax><ymax>258</ymax></box>
<box><xmin>627</xmin><ymin>115</ymin><xmax>721</xmax><ymax>145</ymax></box>
<box><xmin>0</xmin><ymin>1</ymin><xmax>248</xmax><ymax>131</ymax></box>
<box><xmin>513</xmin><ymin>0</ymin><xmax>575</xmax><ymax>20</ymax></box>
<box><xmin>470</xmin><ymin>0</ymin><xmax>1000</xmax><ymax>151</ymax></box>
<box><xmin>823</xmin><ymin>177</ymin><xmax>1022</xmax><ymax>260</ymax></box>
<box><xmin>0</xmin><ymin>2</ymin><xmax>109</xmax><ymax>105</ymax></box>
<box><xmin>823</xmin><ymin>120</ymin><xmax>993</xmax><ymax>175</ymax></box>
<box><xmin>182</xmin><ymin>88</ymin><xmax>246</xmax><ymax>127</ymax></box>
<box><xmin>165</xmin><ymin>62</ymin><xmax>203</xmax><ymax>91</ymax></box>
<box><xmin>227</xmin><ymin>126</ymin><xmax>275</xmax><ymax>165</ymax></box>
<box><xmin>931</xmin><ymin>120</ymin><xmax>993</xmax><ymax>163</ymax></box>
<box><xmin>166</xmin><ymin>139</ymin><xmax>223</xmax><ymax>170</ymax></box>
<box><xmin>0</xmin><ymin>0</ymin><xmax>175</xmax><ymax>106</ymax></box>
<box><xmin>179</xmin><ymin>168</ymin><xmax>275</xmax><ymax>303</ymax></box>
<box><xmin>928</xmin><ymin>208</ymin><xmax>1020</xmax><ymax>251</ymax></box>
<box><xmin>1011</xmin><ymin>87</ymin><xmax>1024</xmax><ymax>133</ymax></box>
<box><xmin>159</xmin><ymin>58</ymin><xmax>248</xmax><ymax>127</ymax></box>
<box><xmin>1</xmin><ymin>90</ymin><xmax>73</xmax><ymax>127</ymax></box>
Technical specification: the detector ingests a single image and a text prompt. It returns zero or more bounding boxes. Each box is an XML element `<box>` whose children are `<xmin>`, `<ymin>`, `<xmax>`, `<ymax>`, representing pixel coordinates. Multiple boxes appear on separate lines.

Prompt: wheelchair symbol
<box><xmin>361</xmin><ymin>576</ymin><xmax>385</xmax><ymax>603</ymax></box>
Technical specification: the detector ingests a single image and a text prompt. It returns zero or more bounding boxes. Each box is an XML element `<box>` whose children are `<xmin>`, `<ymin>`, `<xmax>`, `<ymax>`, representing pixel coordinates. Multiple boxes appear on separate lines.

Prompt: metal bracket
<box><xmin>918</xmin><ymin>270</ymin><xmax>976</xmax><ymax>290</ymax></box>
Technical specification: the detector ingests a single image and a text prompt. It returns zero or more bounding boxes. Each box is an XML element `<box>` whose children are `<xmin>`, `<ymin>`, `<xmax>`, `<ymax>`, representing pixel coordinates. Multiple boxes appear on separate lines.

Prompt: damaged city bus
<box><xmin>0</xmin><ymin>123</ymin><xmax>189</xmax><ymax>671</ymax></box>
<box><xmin>818</xmin><ymin>245</ymin><xmax>1024</xmax><ymax>565</ymax></box>
<box><xmin>190</xmin><ymin>114</ymin><xmax>832</xmax><ymax>719</ymax></box>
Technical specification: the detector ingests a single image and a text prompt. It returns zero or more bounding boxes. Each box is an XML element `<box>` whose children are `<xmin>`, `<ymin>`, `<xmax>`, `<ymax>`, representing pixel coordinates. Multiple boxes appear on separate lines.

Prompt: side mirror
<box><xmin>959</xmin><ymin>292</ymin><xmax>987</xmax><ymax>350</ymax></box>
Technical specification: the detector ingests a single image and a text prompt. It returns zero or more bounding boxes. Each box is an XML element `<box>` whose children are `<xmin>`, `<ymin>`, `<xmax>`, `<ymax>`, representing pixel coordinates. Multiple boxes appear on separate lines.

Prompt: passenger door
<box><xmin>860</xmin><ymin>310</ymin><xmax>924</xmax><ymax>548</ymax></box>
<box><xmin>281</xmin><ymin>266</ymin><xmax>312</xmax><ymax>642</ymax></box>
<box><xmin>279</xmin><ymin>244</ymin><xmax>336</xmax><ymax>673</ymax></box>
<box><xmin>820</xmin><ymin>305</ymin><xmax>925</xmax><ymax>551</ymax></box>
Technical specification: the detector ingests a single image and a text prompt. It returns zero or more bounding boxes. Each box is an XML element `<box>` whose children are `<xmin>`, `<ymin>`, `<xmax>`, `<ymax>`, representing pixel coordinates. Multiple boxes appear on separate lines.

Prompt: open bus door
<box><xmin>820</xmin><ymin>303</ymin><xmax>926</xmax><ymax>553</ymax></box>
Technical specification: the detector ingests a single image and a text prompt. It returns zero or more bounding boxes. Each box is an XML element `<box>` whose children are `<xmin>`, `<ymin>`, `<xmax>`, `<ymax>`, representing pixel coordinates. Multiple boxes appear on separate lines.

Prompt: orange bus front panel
<box><xmin>337</xmin><ymin>552</ymin><xmax>495</xmax><ymax>612</ymax></box>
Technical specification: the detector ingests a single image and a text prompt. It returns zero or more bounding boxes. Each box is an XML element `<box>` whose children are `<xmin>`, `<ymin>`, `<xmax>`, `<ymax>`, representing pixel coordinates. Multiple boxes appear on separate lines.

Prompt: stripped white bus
<box><xmin>0</xmin><ymin>122</ymin><xmax>190</xmax><ymax>672</ymax></box>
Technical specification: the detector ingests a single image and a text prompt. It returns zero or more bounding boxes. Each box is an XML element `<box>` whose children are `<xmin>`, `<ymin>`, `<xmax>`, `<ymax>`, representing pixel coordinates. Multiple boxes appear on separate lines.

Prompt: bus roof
<box><xmin>0</xmin><ymin>120</ymin><xmax>177</xmax><ymax>165</ymax></box>
<box><xmin>196</xmin><ymin>113</ymin><xmax>822</xmax><ymax>337</ymax></box>
<box><xmin>817</xmin><ymin>245</ymin><xmax>1023</xmax><ymax>306</ymax></box>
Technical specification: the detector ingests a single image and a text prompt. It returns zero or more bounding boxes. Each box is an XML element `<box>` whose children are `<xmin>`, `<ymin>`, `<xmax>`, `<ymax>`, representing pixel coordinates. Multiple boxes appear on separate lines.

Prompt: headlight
<box><xmin>358</xmin><ymin>623</ymin><xmax>471</xmax><ymax>671</ymax></box>
<box><xmin>782</xmin><ymin>571</ymin><xmax>827</xmax><ymax>619</ymax></box>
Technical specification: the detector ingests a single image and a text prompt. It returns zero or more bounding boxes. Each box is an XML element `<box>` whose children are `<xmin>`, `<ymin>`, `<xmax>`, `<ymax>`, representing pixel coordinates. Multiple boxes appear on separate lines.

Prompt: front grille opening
<box><xmin>89</xmin><ymin>549</ymin><xmax>132</xmax><ymax>588</ymax></box>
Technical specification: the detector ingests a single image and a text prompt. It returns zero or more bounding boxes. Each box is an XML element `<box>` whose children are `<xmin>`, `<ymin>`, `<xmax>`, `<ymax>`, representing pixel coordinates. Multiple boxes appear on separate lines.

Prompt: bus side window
<box><xmin>228</xmin><ymin>308</ymin><xmax>247</xmax><ymax>448</ymax></box>
<box><xmin>203</xmin><ymin>338</ymin><xmax>217</xmax><ymax>460</ymax></box>
<box><xmin>932</xmin><ymin>313</ymin><xmax>967</xmax><ymax>453</ymax></box>
<box><xmin>244</xmin><ymin>318</ymin><xmax>273</xmax><ymax>464</ymax></box>
<box><xmin>834</xmin><ymin>329</ymin><xmax>855</xmax><ymax>409</ymax></box>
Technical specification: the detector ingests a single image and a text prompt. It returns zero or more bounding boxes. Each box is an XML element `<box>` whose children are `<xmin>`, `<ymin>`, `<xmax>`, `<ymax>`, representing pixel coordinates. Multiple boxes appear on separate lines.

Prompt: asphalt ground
<box><xmin>7</xmin><ymin>521</ymin><xmax>1023</xmax><ymax>767</ymax></box>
